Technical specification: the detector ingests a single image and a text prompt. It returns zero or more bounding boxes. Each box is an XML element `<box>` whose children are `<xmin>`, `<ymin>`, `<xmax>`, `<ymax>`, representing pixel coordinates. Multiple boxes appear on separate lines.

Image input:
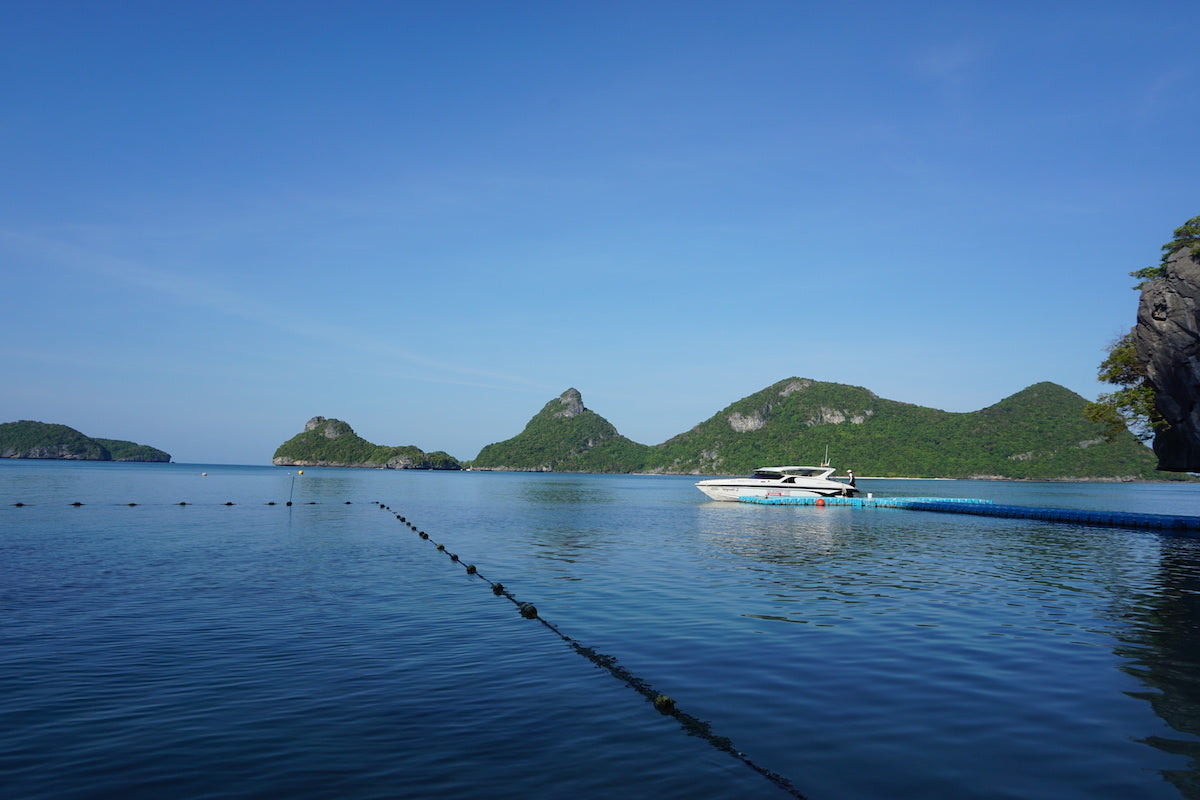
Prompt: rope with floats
<box><xmin>372</xmin><ymin>500</ymin><xmax>810</xmax><ymax>800</ymax></box>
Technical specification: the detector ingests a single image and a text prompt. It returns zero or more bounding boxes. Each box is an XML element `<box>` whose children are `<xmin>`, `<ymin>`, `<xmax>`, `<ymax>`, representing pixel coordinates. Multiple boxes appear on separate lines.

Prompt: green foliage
<box><xmin>93</xmin><ymin>438</ymin><xmax>172</xmax><ymax>462</ymax></box>
<box><xmin>472</xmin><ymin>393</ymin><xmax>651</xmax><ymax>472</ymax></box>
<box><xmin>272</xmin><ymin>419</ymin><xmax>461</xmax><ymax>469</ymax></box>
<box><xmin>469</xmin><ymin>380</ymin><xmax>1160</xmax><ymax>479</ymax></box>
<box><xmin>1130</xmin><ymin>215</ymin><xmax>1200</xmax><ymax>289</ymax></box>
<box><xmin>0</xmin><ymin>421</ymin><xmax>107</xmax><ymax>459</ymax></box>
<box><xmin>0</xmin><ymin>421</ymin><xmax>170</xmax><ymax>461</ymax></box>
<box><xmin>1163</xmin><ymin>215</ymin><xmax>1200</xmax><ymax>260</ymax></box>
<box><xmin>469</xmin><ymin>391</ymin><xmax>646</xmax><ymax>471</ymax></box>
<box><xmin>424</xmin><ymin>451</ymin><xmax>462</xmax><ymax>470</ymax></box>
<box><xmin>1085</xmin><ymin>331</ymin><xmax>1161</xmax><ymax>442</ymax></box>
<box><xmin>1129</xmin><ymin>264</ymin><xmax>1165</xmax><ymax>289</ymax></box>
<box><xmin>651</xmin><ymin>379</ymin><xmax>1156</xmax><ymax>479</ymax></box>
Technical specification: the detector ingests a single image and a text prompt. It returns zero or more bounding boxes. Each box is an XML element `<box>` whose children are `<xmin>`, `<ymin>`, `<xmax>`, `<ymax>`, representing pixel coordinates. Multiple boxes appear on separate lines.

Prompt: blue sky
<box><xmin>2</xmin><ymin>1</ymin><xmax>1197</xmax><ymax>465</ymax></box>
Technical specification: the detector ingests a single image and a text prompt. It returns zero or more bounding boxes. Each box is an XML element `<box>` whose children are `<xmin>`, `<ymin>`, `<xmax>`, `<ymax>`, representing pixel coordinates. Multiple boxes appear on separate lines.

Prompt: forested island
<box><xmin>468</xmin><ymin>379</ymin><xmax>1163</xmax><ymax>480</ymax></box>
<box><xmin>273</xmin><ymin>416</ymin><xmax>462</xmax><ymax>469</ymax></box>
<box><xmin>0</xmin><ymin>421</ymin><xmax>171</xmax><ymax>462</ymax></box>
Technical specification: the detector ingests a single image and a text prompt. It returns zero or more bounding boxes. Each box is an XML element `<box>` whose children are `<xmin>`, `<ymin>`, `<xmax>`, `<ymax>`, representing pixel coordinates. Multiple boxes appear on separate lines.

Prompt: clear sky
<box><xmin>2</xmin><ymin>1</ymin><xmax>1197</xmax><ymax>465</ymax></box>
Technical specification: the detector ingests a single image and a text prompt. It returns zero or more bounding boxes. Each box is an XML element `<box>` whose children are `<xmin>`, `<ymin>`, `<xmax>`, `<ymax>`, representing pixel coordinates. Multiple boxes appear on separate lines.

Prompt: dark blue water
<box><xmin>3</xmin><ymin>461</ymin><xmax>1200</xmax><ymax>799</ymax></box>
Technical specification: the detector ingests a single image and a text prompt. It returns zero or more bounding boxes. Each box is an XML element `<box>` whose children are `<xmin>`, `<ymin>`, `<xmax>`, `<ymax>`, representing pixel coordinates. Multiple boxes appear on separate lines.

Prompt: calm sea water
<box><xmin>3</xmin><ymin>461</ymin><xmax>1200</xmax><ymax>799</ymax></box>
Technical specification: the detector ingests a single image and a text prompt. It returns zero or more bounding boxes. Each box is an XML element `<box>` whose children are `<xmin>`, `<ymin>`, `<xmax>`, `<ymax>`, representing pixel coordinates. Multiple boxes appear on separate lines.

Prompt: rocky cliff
<box><xmin>1135</xmin><ymin>246</ymin><xmax>1200</xmax><ymax>471</ymax></box>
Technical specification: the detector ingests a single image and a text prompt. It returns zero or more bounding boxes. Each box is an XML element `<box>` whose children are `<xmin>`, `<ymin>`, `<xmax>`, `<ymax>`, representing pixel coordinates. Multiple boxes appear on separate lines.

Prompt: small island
<box><xmin>272</xmin><ymin>416</ymin><xmax>462</xmax><ymax>470</ymax></box>
<box><xmin>0</xmin><ymin>420</ymin><xmax>171</xmax><ymax>462</ymax></box>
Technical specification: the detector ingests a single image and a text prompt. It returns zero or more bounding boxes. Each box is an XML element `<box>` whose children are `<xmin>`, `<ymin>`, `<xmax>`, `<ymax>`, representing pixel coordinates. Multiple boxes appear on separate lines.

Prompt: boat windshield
<box><xmin>750</xmin><ymin>467</ymin><xmax>829</xmax><ymax>479</ymax></box>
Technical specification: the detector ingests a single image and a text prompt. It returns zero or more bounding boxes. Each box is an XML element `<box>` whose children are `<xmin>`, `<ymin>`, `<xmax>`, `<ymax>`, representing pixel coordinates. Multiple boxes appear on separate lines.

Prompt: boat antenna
<box><xmin>822</xmin><ymin>444</ymin><xmax>830</xmax><ymax>468</ymax></box>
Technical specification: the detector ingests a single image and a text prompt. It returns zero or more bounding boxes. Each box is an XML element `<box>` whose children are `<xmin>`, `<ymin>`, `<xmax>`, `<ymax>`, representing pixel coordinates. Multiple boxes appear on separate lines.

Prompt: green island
<box><xmin>0</xmin><ymin>421</ymin><xmax>171</xmax><ymax>462</ymax></box>
<box><xmin>469</xmin><ymin>379</ymin><xmax>1167</xmax><ymax>480</ymax></box>
<box><xmin>273</xmin><ymin>416</ymin><xmax>461</xmax><ymax>470</ymax></box>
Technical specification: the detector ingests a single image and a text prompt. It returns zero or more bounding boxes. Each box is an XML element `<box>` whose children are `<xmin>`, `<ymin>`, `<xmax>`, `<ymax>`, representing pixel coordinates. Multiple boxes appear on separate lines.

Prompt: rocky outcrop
<box><xmin>1135</xmin><ymin>247</ymin><xmax>1200</xmax><ymax>471</ymax></box>
<box><xmin>724</xmin><ymin>380</ymin><xmax>874</xmax><ymax>434</ymax></box>
<box><xmin>305</xmin><ymin>416</ymin><xmax>352</xmax><ymax>438</ymax></box>
<box><xmin>552</xmin><ymin>388</ymin><xmax>586</xmax><ymax>418</ymax></box>
<box><xmin>2</xmin><ymin>443</ymin><xmax>104</xmax><ymax>460</ymax></box>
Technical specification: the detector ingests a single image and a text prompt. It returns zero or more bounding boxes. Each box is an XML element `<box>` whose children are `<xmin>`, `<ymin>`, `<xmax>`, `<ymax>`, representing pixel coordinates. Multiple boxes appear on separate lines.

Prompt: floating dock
<box><xmin>737</xmin><ymin>495</ymin><xmax>1200</xmax><ymax>533</ymax></box>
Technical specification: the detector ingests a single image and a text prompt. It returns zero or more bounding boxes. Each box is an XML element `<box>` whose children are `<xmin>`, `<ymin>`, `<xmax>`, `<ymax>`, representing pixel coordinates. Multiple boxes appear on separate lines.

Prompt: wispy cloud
<box><xmin>911</xmin><ymin>39</ymin><xmax>986</xmax><ymax>88</ymax></box>
<box><xmin>1135</xmin><ymin>63</ymin><xmax>1196</xmax><ymax>123</ymax></box>
<box><xmin>0</xmin><ymin>228</ymin><xmax>546</xmax><ymax>393</ymax></box>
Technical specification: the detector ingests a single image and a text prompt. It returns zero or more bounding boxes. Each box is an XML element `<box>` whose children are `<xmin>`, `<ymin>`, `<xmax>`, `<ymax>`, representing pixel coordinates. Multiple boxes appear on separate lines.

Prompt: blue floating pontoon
<box><xmin>737</xmin><ymin>495</ymin><xmax>1200</xmax><ymax>533</ymax></box>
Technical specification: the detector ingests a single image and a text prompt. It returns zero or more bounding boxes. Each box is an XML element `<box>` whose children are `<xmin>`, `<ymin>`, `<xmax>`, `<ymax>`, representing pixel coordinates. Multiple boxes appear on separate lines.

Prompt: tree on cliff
<box><xmin>1129</xmin><ymin>215</ymin><xmax>1200</xmax><ymax>287</ymax></box>
<box><xmin>1084</xmin><ymin>217</ymin><xmax>1199</xmax><ymax>440</ymax></box>
<box><xmin>1085</xmin><ymin>332</ymin><xmax>1159</xmax><ymax>441</ymax></box>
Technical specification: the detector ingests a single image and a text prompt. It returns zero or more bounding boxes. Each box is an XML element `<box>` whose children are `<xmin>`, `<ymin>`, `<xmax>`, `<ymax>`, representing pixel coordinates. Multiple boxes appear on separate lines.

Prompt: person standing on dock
<box><xmin>847</xmin><ymin>470</ymin><xmax>856</xmax><ymax>488</ymax></box>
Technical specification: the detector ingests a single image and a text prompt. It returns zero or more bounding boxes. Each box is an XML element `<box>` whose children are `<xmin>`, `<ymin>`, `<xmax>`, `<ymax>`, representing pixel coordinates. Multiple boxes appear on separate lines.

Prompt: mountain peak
<box><xmin>304</xmin><ymin>416</ymin><xmax>354</xmax><ymax>438</ymax></box>
<box><xmin>473</xmin><ymin>389</ymin><xmax>645</xmax><ymax>472</ymax></box>
<box><xmin>553</xmin><ymin>388</ymin><xmax>586</xmax><ymax>418</ymax></box>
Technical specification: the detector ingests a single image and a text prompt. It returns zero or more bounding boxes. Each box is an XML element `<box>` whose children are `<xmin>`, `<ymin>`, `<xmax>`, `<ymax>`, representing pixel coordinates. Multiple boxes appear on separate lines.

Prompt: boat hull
<box><xmin>695</xmin><ymin>481</ymin><xmax>856</xmax><ymax>502</ymax></box>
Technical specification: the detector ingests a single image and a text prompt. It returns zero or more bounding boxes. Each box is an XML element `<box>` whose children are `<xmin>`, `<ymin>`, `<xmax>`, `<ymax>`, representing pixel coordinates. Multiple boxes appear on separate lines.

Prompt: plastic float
<box><xmin>737</xmin><ymin>495</ymin><xmax>1200</xmax><ymax>533</ymax></box>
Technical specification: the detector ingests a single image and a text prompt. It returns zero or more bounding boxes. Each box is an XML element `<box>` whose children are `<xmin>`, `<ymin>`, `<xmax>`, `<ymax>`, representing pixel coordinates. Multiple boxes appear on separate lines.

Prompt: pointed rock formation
<box><xmin>470</xmin><ymin>389</ymin><xmax>650</xmax><ymax>472</ymax></box>
<box><xmin>1135</xmin><ymin>246</ymin><xmax>1200</xmax><ymax>471</ymax></box>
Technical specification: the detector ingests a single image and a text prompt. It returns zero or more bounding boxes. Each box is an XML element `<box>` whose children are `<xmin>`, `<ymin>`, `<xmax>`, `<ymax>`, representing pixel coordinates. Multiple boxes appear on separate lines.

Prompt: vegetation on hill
<box><xmin>0</xmin><ymin>421</ymin><xmax>107</xmax><ymax>459</ymax></box>
<box><xmin>92</xmin><ymin>438</ymin><xmax>172</xmax><ymax>462</ymax></box>
<box><xmin>472</xmin><ymin>389</ymin><xmax>651</xmax><ymax>472</ymax></box>
<box><xmin>0</xmin><ymin>421</ymin><xmax>170</xmax><ymax>461</ymax></box>
<box><xmin>272</xmin><ymin>417</ymin><xmax>462</xmax><ymax>469</ymax></box>
<box><xmin>469</xmin><ymin>379</ymin><xmax>1162</xmax><ymax>480</ymax></box>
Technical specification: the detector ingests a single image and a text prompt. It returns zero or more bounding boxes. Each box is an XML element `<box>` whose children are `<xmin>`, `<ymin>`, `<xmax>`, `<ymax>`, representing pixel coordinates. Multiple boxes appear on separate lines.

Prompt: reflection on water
<box><xmin>698</xmin><ymin>501</ymin><xmax>851</xmax><ymax>556</ymax></box>
<box><xmin>511</xmin><ymin>477</ymin><xmax>629</xmax><ymax>577</ymax></box>
<box><xmin>1113</xmin><ymin>535</ymin><xmax>1200</xmax><ymax>799</ymax></box>
<box><xmin>286</xmin><ymin>471</ymin><xmax>360</xmax><ymax>503</ymax></box>
<box><xmin>517</xmin><ymin>475</ymin><xmax>620</xmax><ymax>505</ymax></box>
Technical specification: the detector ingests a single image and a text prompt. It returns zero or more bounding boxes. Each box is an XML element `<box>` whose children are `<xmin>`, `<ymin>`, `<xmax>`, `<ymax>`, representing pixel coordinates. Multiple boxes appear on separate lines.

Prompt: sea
<box><xmin>3</xmin><ymin>460</ymin><xmax>1200</xmax><ymax>800</ymax></box>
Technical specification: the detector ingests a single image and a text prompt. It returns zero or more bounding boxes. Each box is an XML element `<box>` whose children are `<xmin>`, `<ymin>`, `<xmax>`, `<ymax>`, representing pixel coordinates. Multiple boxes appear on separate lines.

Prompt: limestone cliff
<box><xmin>1135</xmin><ymin>246</ymin><xmax>1200</xmax><ymax>470</ymax></box>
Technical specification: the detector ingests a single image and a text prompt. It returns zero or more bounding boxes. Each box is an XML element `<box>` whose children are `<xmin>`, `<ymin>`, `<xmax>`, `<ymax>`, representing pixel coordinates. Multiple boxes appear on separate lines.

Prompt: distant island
<box><xmin>468</xmin><ymin>379</ymin><xmax>1165</xmax><ymax>480</ymax></box>
<box><xmin>273</xmin><ymin>416</ymin><xmax>462</xmax><ymax>470</ymax></box>
<box><xmin>0</xmin><ymin>421</ymin><xmax>171</xmax><ymax>462</ymax></box>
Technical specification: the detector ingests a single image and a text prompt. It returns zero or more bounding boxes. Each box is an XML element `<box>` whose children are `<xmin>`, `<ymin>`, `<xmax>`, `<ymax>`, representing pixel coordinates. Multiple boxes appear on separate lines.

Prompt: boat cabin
<box><xmin>749</xmin><ymin>466</ymin><xmax>836</xmax><ymax>480</ymax></box>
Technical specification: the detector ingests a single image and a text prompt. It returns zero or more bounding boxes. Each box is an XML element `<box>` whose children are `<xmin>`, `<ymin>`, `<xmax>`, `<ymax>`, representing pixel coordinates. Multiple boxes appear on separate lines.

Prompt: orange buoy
<box><xmin>816</xmin><ymin>497</ymin><xmax>825</xmax><ymax>507</ymax></box>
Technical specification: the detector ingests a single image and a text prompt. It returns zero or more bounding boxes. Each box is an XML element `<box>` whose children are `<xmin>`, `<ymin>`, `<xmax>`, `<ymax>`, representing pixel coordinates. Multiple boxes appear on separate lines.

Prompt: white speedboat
<box><xmin>695</xmin><ymin>465</ymin><xmax>859</xmax><ymax>502</ymax></box>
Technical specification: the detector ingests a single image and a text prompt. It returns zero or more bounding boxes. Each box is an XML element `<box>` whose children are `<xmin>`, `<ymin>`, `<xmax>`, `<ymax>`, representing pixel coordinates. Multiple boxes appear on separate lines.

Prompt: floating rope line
<box><xmin>5</xmin><ymin>501</ymin><xmax>349</xmax><ymax>508</ymax></box>
<box><xmin>371</xmin><ymin>501</ymin><xmax>809</xmax><ymax>800</ymax></box>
